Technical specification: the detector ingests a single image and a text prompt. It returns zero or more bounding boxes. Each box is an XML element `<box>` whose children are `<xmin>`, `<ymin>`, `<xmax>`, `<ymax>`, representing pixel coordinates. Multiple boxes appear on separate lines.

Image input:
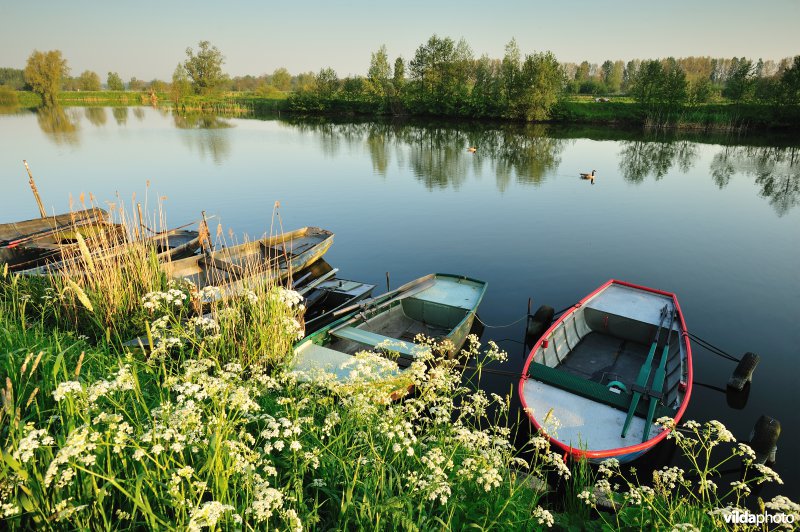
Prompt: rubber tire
<box><xmin>526</xmin><ymin>305</ymin><xmax>555</xmax><ymax>345</ymax></box>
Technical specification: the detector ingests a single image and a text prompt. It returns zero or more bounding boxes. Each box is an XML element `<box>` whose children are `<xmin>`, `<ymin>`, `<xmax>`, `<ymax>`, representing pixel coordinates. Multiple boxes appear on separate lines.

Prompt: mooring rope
<box><xmin>687</xmin><ymin>332</ymin><xmax>740</xmax><ymax>362</ymax></box>
<box><xmin>474</xmin><ymin>314</ymin><xmax>528</xmax><ymax>329</ymax></box>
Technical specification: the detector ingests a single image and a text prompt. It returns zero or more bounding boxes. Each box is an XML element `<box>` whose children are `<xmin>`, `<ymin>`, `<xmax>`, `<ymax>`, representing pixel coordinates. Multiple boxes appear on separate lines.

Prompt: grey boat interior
<box><xmin>523</xmin><ymin>283</ymin><xmax>687</xmax><ymax>450</ymax></box>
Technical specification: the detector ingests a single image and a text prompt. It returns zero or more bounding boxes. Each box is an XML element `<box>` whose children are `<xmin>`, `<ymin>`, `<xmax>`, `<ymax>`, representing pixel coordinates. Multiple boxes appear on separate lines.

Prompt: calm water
<box><xmin>1</xmin><ymin>107</ymin><xmax>798</xmax><ymax>497</ymax></box>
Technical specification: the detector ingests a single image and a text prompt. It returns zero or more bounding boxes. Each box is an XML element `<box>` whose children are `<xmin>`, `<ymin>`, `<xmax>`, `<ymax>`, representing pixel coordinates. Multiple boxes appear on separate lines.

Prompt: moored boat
<box><xmin>0</xmin><ymin>208</ymin><xmax>113</xmax><ymax>271</ymax></box>
<box><xmin>15</xmin><ymin>227</ymin><xmax>202</xmax><ymax>275</ymax></box>
<box><xmin>162</xmin><ymin>227</ymin><xmax>333</xmax><ymax>302</ymax></box>
<box><xmin>519</xmin><ymin>279</ymin><xmax>692</xmax><ymax>463</ymax></box>
<box><xmin>291</xmin><ymin>273</ymin><xmax>487</xmax><ymax>381</ymax></box>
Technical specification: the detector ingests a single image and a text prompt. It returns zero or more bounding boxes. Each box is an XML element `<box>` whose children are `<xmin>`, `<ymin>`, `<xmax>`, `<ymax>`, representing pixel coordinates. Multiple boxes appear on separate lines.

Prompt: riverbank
<box><xmin>0</xmin><ymin>211</ymin><xmax>796</xmax><ymax>529</ymax></box>
<box><xmin>11</xmin><ymin>90</ymin><xmax>800</xmax><ymax>131</ymax></box>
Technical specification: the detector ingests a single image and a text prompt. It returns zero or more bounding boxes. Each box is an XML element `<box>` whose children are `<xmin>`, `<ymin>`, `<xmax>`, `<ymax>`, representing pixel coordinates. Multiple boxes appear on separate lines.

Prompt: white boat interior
<box><xmin>523</xmin><ymin>283</ymin><xmax>687</xmax><ymax>453</ymax></box>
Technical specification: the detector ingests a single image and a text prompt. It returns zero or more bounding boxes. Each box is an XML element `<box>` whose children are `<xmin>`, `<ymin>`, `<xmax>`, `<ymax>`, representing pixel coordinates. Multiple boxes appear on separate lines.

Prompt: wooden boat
<box><xmin>162</xmin><ymin>227</ymin><xmax>333</xmax><ymax>301</ymax></box>
<box><xmin>519</xmin><ymin>280</ymin><xmax>692</xmax><ymax>463</ymax></box>
<box><xmin>16</xmin><ymin>228</ymin><xmax>201</xmax><ymax>275</ymax></box>
<box><xmin>0</xmin><ymin>208</ymin><xmax>112</xmax><ymax>271</ymax></box>
<box><xmin>292</xmin><ymin>273</ymin><xmax>487</xmax><ymax>381</ymax></box>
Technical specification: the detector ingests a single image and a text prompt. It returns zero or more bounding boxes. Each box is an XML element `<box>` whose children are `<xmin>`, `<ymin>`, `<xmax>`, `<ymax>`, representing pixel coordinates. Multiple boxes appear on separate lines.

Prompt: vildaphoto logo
<box><xmin>723</xmin><ymin>510</ymin><xmax>795</xmax><ymax>525</ymax></box>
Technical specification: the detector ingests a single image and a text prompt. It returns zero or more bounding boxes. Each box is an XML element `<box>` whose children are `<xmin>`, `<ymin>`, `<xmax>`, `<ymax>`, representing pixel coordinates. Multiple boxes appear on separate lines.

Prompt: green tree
<box><xmin>367</xmin><ymin>44</ymin><xmax>391</xmax><ymax>96</ymax></box>
<box><xmin>24</xmin><ymin>49</ymin><xmax>69</xmax><ymax>106</ymax></box>
<box><xmin>271</xmin><ymin>68</ymin><xmax>291</xmax><ymax>91</ymax></box>
<box><xmin>171</xmin><ymin>64</ymin><xmax>191</xmax><ymax>104</ymax></box>
<box><xmin>409</xmin><ymin>35</ymin><xmax>473</xmax><ymax>114</ymax></box>
<box><xmin>393</xmin><ymin>57</ymin><xmax>405</xmax><ymax>89</ymax></box>
<box><xmin>129</xmin><ymin>77</ymin><xmax>145</xmax><ymax>91</ymax></box>
<box><xmin>630</xmin><ymin>59</ymin><xmax>687</xmax><ymax>114</ymax></box>
<box><xmin>575</xmin><ymin>61</ymin><xmax>590</xmax><ymax>82</ymax></box>
<box><xmin>315</xmin><ymin>67</ymin><xmax>339</xmax><ymax>97</ymax></box>
<box><xmin>510</xmin><ymin>51</ymin><xmax>565</xmax><ymax>121</ymax></box>
<box><xmin>107</xmin><ymin>72</ymin><xmax>124</xmax><ymax>91</ymax></box>
<box><xmin>183</xmin><ymin>40</ymin><xmax>226</xmax><ymax>94</ymax></box>
<box><xmin>0</xmin><ymin>68</ymin><xmax>26</xmax><ymax>90</ymax></box>
<box><xmin>606</xmin><ymin>60</ymin><xmax>624</xmax><ymax>93</ymax></box>
<box><xmin>723</xmin><ymin>58</ymin><xmax>754</xmax><ymax>103</ymax></box>
<box><xmin>293</xmin><ymin>72</ymin><xmax>316</xmax><ymax>92</ymax></box>
<box><xmin>501</xmin><ymin>38</ymin><xmax>521</xmax><ymax>104</ymax></box>
<box><xmin>78</xmin><ymin>70</ymin><xmax>101</xmax><ymax>91</ymax></box>
<box><xmin>778</xmin><ymin>56</ymin><xmax>800</xmax><ymax>105</ymax></box>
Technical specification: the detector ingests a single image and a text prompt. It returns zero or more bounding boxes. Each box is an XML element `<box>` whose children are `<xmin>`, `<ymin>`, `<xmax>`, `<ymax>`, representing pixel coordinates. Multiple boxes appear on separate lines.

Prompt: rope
<box><xmin>687</xmin><ymin>332</ymin><xmax>740</xmax><ymax>362</ymax></box>
<box><xmin>474</xmin><ymin>314</ymin><xmax>528</xmax><ymax>329</ymax></box>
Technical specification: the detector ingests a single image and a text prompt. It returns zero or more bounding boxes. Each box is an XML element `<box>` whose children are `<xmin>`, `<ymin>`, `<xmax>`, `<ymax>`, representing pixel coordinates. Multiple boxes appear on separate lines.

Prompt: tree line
<box><xmin>3</xmin><ymin>39</ymin><xmax>799</xmax><ymax>123</ymax></box>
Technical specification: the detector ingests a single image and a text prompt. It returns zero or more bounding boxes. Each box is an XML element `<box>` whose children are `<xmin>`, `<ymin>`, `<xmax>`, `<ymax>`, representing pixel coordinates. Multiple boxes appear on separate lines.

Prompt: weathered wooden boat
<box><xmin>15</xmin><ymin>228</ymin><xmax>201</xmax><ymax>275</ymax></box>
<box><xmin>291</xmin><ymin>273</ymin><xmax>487</xmax><ymax>381</ymax></box>
<box><xmin>162</xmin><ymin>227</ymin><xmax>333</xmax><ymax>301</ymax></box>
<box><xmin>0</xmin><ymin>208</ymin><xmax>112</xmax><ymax>271</ymax></box>
<box><xmin>519</xmin><ymin>280</ymin><xmax>693</xmax><ymax>463</ymax></box>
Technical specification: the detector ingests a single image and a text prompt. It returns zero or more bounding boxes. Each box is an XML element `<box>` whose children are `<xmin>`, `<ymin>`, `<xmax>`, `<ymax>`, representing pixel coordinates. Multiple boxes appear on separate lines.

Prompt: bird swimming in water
<box><xmin>467</xmin><ymin>146</ymin><xmax>477</xmax><ymax>153</ymax></box>
<box><xmin>580</xmin><ymin>170</ymin><xmax>596</xmax><ymax>179</ymax></box>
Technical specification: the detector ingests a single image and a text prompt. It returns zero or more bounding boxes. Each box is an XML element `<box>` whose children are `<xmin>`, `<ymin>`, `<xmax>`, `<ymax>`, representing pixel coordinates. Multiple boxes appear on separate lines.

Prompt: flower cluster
<box><xmin>142</xmin><ymin>288</ymin><xmax>187</xmax><ymax>313</ymax></box>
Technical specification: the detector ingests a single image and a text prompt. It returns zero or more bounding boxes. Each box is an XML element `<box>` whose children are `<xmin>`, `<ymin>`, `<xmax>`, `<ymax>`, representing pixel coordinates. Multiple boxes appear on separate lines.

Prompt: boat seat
<box><xmin>527</xmin><ymin>362</ymin><xmax>674</xmax><ymax>420</ymax></box>
<box><xmin>199</xmin><ymin>255</ymin><xmax>244</xmax><ymax>276</ymax></box>
<box><xmin>330</xmin><ymin>326</ymin><xmax>419</xmax><ymax>358</ymax></box>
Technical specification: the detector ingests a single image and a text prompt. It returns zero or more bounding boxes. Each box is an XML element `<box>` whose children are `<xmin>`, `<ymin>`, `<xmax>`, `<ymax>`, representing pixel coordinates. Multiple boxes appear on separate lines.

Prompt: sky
<box><xmin>2</xmin><ymin>0</ymin><xmax>798</xmax><ymax>81</ymax></box>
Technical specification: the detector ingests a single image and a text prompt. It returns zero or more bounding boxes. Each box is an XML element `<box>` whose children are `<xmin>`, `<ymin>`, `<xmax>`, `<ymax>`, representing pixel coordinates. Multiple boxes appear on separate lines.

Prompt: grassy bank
<box><xmin>0</xmin><ymin>211</ymin><xmax>797</xmax><ymax>530</ymax></box>
<box><xmin>12</xmin><ymin>90</ymin><xmax>799</xmax><ymax>131</ymax></box>
<box><xmin>553</xmin><ymin>96</ymin><xmax>800</xmax><ymax>131</ymax></box>
<box><xmin>14</xmin><ymin>91</ymin><xmax>290</xmax><ymax>114</ymax></box>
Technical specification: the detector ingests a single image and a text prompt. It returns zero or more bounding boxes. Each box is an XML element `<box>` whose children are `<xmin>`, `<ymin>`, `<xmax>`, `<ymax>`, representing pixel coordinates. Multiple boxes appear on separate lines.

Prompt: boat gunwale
<box><xmin>518</xmin><ymin>278</ymin><xmax>694</xmax><ymax>460</ymax></box>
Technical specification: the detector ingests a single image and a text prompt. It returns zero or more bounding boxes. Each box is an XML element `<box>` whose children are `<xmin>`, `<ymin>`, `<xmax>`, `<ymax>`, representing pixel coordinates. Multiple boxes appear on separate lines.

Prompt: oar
<box><xmin>332</xmin><ymin>276</ymin><xmax>437</xmax><ymax>318</ymax></box>
<box><xmin>642</xmin><ymin>308</ymin><xmax>676</xmax><ymax>441</ymax></box>
<box><xmin>297</xmin><ymin>268</ymin><xmax>339</xmax><ymax>296</ymax></box>
<box><xmin>621</xmin><ymin>304</ymin><xmax>669</xmax><ymax>438</ymax></box>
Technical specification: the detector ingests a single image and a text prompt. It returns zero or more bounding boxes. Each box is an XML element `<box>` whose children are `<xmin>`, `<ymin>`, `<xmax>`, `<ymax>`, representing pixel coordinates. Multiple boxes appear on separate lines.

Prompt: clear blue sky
<box><xmin>2</xmin><ymin>0</ymin><xmax>798</xmax><ymax>80</ymax></box>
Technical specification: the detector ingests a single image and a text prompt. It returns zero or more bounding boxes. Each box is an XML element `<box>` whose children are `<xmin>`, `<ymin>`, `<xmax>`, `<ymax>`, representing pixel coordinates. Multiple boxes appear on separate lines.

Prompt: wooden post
<box><xmin>136</xmin><ymin>203</ymin><xmax>144</xmax><ymax>240</ymax></box>
<box><xmin>200</xmin><ymin>211</ymin><xmax>214</xmax><ymax>253</ymax></box>
<box><xmin>23</xmin><ymin>160</ymin><xmax>47</xmax><ymax>218</ymax></box>
<box><xmin>386</xmin><ymin>271</ymin><xmax>390</xmax><ymax>292</ymax></box>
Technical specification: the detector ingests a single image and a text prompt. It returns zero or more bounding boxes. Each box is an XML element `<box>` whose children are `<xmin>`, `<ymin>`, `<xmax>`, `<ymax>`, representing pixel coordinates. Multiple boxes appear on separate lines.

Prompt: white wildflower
<box><xmin>532</xmin><ymin>506</ymin><xmax>554</xmax><ymax>528</ymax></box>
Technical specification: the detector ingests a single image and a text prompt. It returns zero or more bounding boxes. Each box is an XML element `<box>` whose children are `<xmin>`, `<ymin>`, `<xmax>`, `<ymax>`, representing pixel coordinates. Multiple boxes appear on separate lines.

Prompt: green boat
<box><xmin>291</xmin><ymin>273</ymin><xmax>487</xmax><ymax>381</ymax></box>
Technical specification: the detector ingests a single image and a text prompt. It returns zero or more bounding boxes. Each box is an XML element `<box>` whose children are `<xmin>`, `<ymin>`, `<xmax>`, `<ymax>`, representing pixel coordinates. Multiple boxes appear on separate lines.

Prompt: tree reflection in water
<box><xmin>617</xmin><ymin>136</ymin><xmax>698</xmax><ymax>183</ymax></box>
<box><xmin>112</xmin><ymin>107</ymin><xmax>128</xmax><ymax>126</ymax></box>
<box><xmin>36</xmin><ymin>105</ymin><xmax>79</xmax><ymax>146</ymax></box>
<box><xmin>173</xmin><ymin>112</ymin><xmax>233</xmax><ymax>165</ymax></box>
<box><xmin>84</xmin><ymin>107</ymin><xmax>107</xmax><ymax>127</ymax></box>
<box><xmin>279</xmin><ymin>119</ymin><xmax>567</xmax><ymax>192</ymax></box>
<box><xmin>712</xmin><ymin>145</ymin><xmax>800</xmax><ymax>216</ymax></box>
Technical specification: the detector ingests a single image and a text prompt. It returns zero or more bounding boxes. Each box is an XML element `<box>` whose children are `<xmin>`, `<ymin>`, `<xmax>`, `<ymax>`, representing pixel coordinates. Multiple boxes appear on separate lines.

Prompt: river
<box><xmin>1</xmin><ymin>105</ymin><xmax>798</xmax><ymax>498</ymax></box>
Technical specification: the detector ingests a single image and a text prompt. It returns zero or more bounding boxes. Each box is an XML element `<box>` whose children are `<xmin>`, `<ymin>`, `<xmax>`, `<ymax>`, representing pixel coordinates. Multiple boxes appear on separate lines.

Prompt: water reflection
<box><xmin>712</xmin><ymin>145</ymin><xmax>800</xmax><ymax>216</ymax></box>
<box><xmin>84</xmin><ymin>107</ymin><xmax>107</xmax><ymax>127</ymax></box>
<box><xmin>36</xmin><ymin>105</ymin><xmax>79</xmax><ymax>146</ymax></box>
<box><xmin>617</xmin><ymin>138</ymin><xmax>698</xmax><ymax>183</ymax></box>
<box><xmin>173</xmin><ymin>112</ymin><xmax>233</xmax><ymax>165</ymax></box>
<box><xmin>112</xmin><ymin>107</ymin><xmax>128</xmax><ymax>126</ymax></box>
<box><xmin>280</xmin><ymin>119</ymin><xmax>567</xmax><ymax>191</ymax></box>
